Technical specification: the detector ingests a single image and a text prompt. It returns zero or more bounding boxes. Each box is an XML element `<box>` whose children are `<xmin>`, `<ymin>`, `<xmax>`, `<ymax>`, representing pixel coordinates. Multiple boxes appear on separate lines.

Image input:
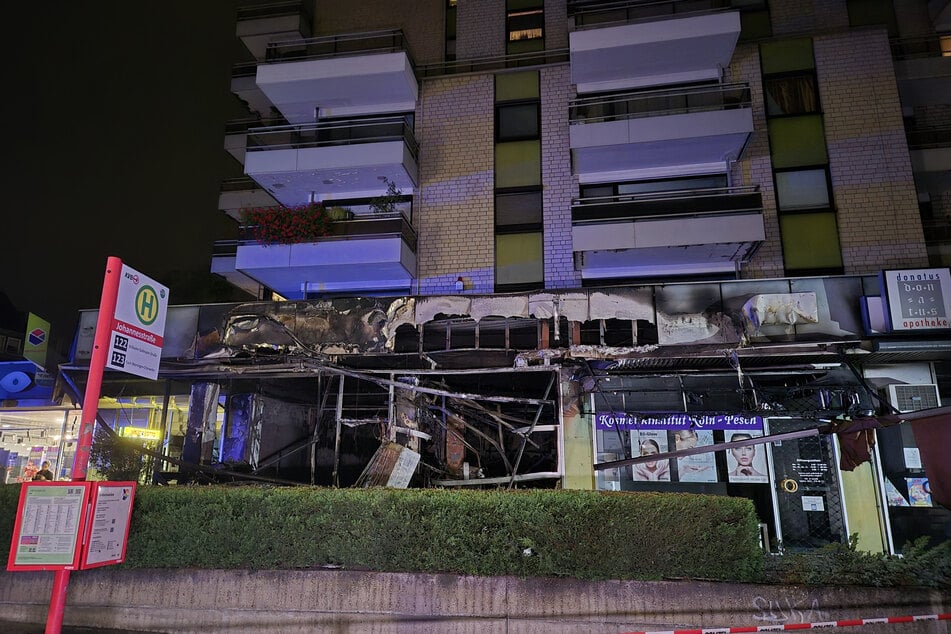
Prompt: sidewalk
<box><xmin>0</xmin><ymin>623</ymin><xmax>153</xmax><ymax>634</ymax></box>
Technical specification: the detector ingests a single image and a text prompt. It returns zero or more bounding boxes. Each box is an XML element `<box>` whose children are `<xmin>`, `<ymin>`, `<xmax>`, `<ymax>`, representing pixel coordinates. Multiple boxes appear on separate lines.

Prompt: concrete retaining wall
<box><xmin>0</xmin><ymin>569</ymin><xmax>948</xmax><ymax>633</ymax></box>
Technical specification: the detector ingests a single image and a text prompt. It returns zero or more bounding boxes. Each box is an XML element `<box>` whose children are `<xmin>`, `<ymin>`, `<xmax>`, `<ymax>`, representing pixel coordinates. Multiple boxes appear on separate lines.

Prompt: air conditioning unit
<box><xmin>886</xmin><ymin>384</ymin><xmax>941</xmax><ymax>413</ymax></box>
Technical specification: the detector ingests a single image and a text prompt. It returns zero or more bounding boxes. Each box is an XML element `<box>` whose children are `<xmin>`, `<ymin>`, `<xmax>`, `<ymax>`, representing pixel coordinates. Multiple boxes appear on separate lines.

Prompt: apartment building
<box><xmin>25</xmin><ymin>0</ymin><xmax>944</xmax><ymax>555</ymax></box>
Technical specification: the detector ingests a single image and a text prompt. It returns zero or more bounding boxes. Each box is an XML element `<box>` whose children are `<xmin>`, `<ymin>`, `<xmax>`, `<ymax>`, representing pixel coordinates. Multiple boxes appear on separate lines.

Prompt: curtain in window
<box><xmin>765</xmin><ymin>76</ymin><xmax>817</xmax><ymax>116</ymax></box>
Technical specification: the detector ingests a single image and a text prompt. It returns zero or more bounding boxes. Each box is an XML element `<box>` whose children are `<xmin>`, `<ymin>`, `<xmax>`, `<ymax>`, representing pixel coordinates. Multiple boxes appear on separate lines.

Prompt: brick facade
<box><xmin>312</xmin><ymin>0</ymin><xmax>445</xmax><ymax>64</ymax></box>
<box><xmin>816</xmin><ymin>30</ymin><xmax>929</xmax><ymax>272</ymax></box>
<box><xmin>457</xmin><ymin>0</ymin><xmax>506</xmax><ymax>60</ymax></box>
<box><xmin>234</xmin><ymin>0</ymin><xmax>944</xmax><ymax>295</ymax></box>
<box><xmin>769</xmin><ymin>0</ymin><xmax>850</xmax><ymax>35</ymax></box>
<box><xmin>540</xmin><ymin>64</ymin><xmax>581</xmax><ymax>289</ymax></box>
<box><xmin>417</xmin><ymin>75</ymin><xmax>496</xmax><ymax>294</ymax></box>
<box><xmin>731</xmin><ymin>43</ymin><xmax>785</xmax><ymax>279</ymax></box>
<box><xmin>544</xmin><ymin>0</ymin><xmax>569</xmax><ymax>51</ymax></box>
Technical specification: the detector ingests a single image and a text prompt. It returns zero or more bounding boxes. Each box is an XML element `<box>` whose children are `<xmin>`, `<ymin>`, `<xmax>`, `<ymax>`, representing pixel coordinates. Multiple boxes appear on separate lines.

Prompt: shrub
<box><xmin>0</xmin><ymin>485</ymin><xmax>762</xmax><ymax>581</ymax></box>
<box><xmin>763</xmin><ymin>533</ymin><xmax>950</xmax><ymax>588</ymax></box>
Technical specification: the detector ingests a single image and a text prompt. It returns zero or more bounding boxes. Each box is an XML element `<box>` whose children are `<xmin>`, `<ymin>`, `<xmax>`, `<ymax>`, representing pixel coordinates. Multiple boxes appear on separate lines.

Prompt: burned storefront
<box><xmin>59</xmin><ymin>273</ymin><xmax>950</xmax><ymax>554</ymax></box>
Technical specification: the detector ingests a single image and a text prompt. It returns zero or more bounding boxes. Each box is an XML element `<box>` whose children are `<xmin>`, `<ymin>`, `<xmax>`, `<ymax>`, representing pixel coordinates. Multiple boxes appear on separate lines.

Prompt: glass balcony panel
<box><xmin>572</xmin><ymin>185</ymin><xmax>761</xmax><ymax>221</ymax></box>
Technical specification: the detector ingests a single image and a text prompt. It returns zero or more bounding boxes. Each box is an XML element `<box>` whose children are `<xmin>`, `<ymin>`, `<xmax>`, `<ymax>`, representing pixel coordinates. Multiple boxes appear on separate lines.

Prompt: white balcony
<box><xmin>569</xmin><ymin>10</ymin><xmax>741</xmax><ymax>93</ymax></box>
<box><xmin>225</xmin><ymin>116</ymin><xmax>288</xmax><ymax>166</ymax></box>
<box><xmin>569</xmin><ymin>84</ymin><xmax>753</xmax><ymax>182</ymax></box>
<box><xmin>231</xmin><ymin>63</ymin><xmax>274</xmax><ymax>118</ymax></box>
<box><xmin>232</xmin><ymin>216</ymin><xmax>417</xmax><ymax>299</ymax></box>
<box><xmin>243</xmin><ymin>116</ymin><xmax>419</xmax><ymax>205</ymax></box>
<box><xmin>256</xmin><ymin>30</ymin><xmax>418</xmax><ymax>123</ymax></box>
<box><xmin>211</xmin><ymin>252</ymin><xmax>267</xmax><ymax>298</ymax></box>
<box><xmin>572</xmin><ymin>202</ymin><xmax>765</xmax><ymax>280</ymax></box>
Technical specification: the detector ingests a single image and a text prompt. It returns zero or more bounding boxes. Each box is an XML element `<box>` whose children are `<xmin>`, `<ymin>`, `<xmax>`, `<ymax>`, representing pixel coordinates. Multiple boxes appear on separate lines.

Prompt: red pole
<box><xmin>46</xmin><ymin>257</ymin><xmax>122</xmax><ymax>634</ymax></box>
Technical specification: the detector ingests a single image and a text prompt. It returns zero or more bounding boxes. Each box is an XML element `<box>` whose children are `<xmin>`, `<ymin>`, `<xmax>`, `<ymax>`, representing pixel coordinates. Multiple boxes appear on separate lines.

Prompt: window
<box><xmin>495</xmin><ymin>70</ymin><xmax>542</xmax><ymax>291</ymax></box>
<box><xmin>496</xmin><ymin>232</ymin><xmax>543</xmax><ymax>288</ymax></box>
<box><xmin>506</xmin><ymin>0</ymin><xmax>544</xmax><ymax>54</ymax></box>
<box><xmin>496</xmin><ymin>190</ymin><xmax>542</xmax><ymax>229</ymax></box>
<box><xmin>496</xmin><ymin>71</ymin><xmax>539</xmax><ymax>101</ymax></box>
<box><xmin>760</xmin><ymin>38</ymin><xmax>815</xmax><ymax>75</ymax></box>
<box><xmin>446</xmin><ymin>0</ymin><xmax>457</xmax><ymax>61</ymax></box>
<box><xmin>846</xmin><ymin>0</ymin><xmax>897</xmax><ymax>35</ymax></box>
<box><xmin>496</xmin><ymin>102</ymin><xmax>540</xmax><ymax>141</ymax></box>
<box><xmin>761</xmin><ymin>37</ymin><xmax>841</xmax><ymax>276</ymax></box>
<box><xmin>495</xmin><ymin>72</ymin><xmax>541</xmax><ymax>188</ymax></box>
<box><xmin>768</xmin><ymin>115</ymin><xmax>828</xmax><ymax>169</ymax></box>
<box><xmin>740</xmin><ymin>7</ymin><xmax>771</xmax><ymax>41</ymax></box>
<box><xmin>764</xmin><ymin>74</ymin><xmax>818</xmax><ymax>116</ymax></box>
<box><xmin>775</xmin><ymin>169</ymin><xmax>831</xmax><ymax>211</ymax></box>
<box><xmin>779</xmin><ymin>213</ymin><xmax>844</xmax><ymax>272</ymax></box>
<box><xmin>495</xmin><ymin>140</ymin><xmax>541</xmax><ymax>188</ymax></box>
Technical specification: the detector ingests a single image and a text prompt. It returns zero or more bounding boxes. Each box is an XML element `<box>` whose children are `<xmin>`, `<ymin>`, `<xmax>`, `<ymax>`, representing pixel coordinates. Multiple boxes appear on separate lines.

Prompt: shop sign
<box><xmin>23</xmin><ymin>312</ymin><xmax>50</xmax><ymax>369</ymax></box>
<box><xmin>106</xmin><ymin>264</ymin><xmax>169</xmax><ymax>380</ymax></box>
<box><xmin>119</xmin><ymin>427</ymin><xmax>163</xmax><ymax>441</ymax></box>
<box><xmin>880</xmin><ymin>268</ymin><xmax>951</xmax><ymax>332</ymax></box>
<box><xmin>594</xmin><ymin>412</ymin><xmax>763</xmax><ymax>431</ymax></box>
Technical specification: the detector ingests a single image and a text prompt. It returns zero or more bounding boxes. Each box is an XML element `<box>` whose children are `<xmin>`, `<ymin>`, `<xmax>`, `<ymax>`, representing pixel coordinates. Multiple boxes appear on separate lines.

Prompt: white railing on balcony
<box><xmin>245</xmin><ymin>115</ymin><xmax>419</xmax><ymax>160</ymax></box>
<box><xmin>570</xmin><ymin>83</ymin><xmax>751</xmax><ymax>123</ymax></box>
<box><xmin>263</xmin><ymin>29</ymin><xmax>410</xmax><ymax>64</ymax></box>
<box><xmin>568</xmin><ymin>0</ymin><xmax>739</xmax><ymax>28</ymax></box>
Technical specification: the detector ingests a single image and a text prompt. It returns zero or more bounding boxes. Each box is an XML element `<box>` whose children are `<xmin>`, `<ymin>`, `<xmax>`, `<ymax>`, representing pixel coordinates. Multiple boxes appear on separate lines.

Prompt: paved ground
<box><xmin>0</xmin><ymin>621</ymin><xmax>154</xmax><ymax>633</ymax></box>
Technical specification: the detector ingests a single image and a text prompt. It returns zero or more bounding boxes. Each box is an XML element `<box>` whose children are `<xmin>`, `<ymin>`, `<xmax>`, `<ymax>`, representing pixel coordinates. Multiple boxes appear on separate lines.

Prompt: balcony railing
<box><xmin>233</xmin><ymin>212</ymin><xmax>418</xmax><ymax>252</ymax></box>
<box><xmin>263</xmin><ymin>29</ymin><xmax>410</xmax><ymax>64</ymax></box>
<box><xmin>890</xmin><ymin>35</ymin><xmax>950</xmax><ymax>60</ymax></box>
<box><xmin>225</xmin><ymin>115</ymin><xmax>289</xmax><ymax>135</ymax></box>
<box><xmin>416</xmin><ymin>48</ymin><xmax>570</xmax><ymax>78</ymax></box>
<box><xmin>231</xmin><ymin>61</ymin><xmax>258</xmax><ymax>79</ymax></box>
<box><xmin>906</xmin><ymin>124</ymin><xmax>951</xmax><ymax>149</ymax></box>
<box><xmin>237</xmin><ymin>0</ymin><xmax>313</xmax><ymax>22</ymax></box>
<box><xmin>570</xmin><ymin>83</ymin><xmax>751</xmax><ymax>123</ymax></box>
<box><xmin>220</xmin><ymin>177</ymin><xmax>263</xmax><ymax>193</ymax></box>
<box><xmin>567</xmin><ymin>0</ymin><xmax>737</xmax><ymax>27</ymax></box>
<box><xmin>245</xmin><ymin>115</ymin><xmax>419</xmax><ymax>159</ymax></box>
<box><xmin>571</xmin><ymin>185</ymin><xmax>761</xmax><ymax>222</ymax></box>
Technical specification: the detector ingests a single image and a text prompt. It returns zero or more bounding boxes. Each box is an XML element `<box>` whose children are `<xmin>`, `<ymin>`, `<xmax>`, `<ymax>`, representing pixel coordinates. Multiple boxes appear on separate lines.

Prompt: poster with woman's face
<box><xmin>674</xmin><ymin>429</ymin><xmax>717</xmax><ymax>483</ymax></box>
<box><xmin>631</xmin><ymin>430</ymin><xmax>670</xmax><ymax>482</ymax></box>
<box><xmin>727</xmin><ymin>430</ymin><xmax>768</xmax><ymax>483</ymax></box>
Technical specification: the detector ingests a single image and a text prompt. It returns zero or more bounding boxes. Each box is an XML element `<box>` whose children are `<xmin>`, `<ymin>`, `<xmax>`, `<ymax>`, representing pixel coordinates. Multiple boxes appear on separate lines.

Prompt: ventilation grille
<box><xmin>886</xmin><ymin>384</ymin><xmax>941</xmax><ymax>412</ymax></box>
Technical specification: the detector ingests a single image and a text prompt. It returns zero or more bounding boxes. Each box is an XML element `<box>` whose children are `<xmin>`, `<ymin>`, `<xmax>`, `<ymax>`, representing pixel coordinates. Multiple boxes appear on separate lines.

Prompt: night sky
<box><xmin>4</xmin><ymin>2</ymin><xmax>250</xmax><ymax>361</ymax></box>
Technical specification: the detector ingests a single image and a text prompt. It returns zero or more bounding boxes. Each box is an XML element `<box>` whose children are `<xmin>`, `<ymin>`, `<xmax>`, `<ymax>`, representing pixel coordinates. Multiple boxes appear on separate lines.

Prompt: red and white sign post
<box><xmin>11</xmin><ymin>256</ymin><xmax>168</xmax><ymax>634</ymax></box>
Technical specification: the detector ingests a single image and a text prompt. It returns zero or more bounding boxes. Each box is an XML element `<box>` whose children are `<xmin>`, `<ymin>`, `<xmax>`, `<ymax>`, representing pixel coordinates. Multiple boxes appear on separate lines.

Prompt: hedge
<box><xmin>0</xmin><ymin>484</ymin><xmax>763</xmax><ymax>582</ymax></box>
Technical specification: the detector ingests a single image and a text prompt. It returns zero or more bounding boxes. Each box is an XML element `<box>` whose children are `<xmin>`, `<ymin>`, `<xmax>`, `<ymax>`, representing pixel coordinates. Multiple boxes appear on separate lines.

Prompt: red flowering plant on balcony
<box><xmin>242</xmin><ymin>203</ymin><xmax>333</xmax><ymax>246</ymax></box>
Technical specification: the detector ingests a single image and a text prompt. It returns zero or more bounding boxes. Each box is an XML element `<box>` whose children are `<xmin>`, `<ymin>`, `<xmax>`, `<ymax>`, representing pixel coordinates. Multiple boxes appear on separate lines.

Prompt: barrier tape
<box><xmin>621</xmin><ymin>612</ymin><xmax>951</xmax><ymax>633</ymax></box>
